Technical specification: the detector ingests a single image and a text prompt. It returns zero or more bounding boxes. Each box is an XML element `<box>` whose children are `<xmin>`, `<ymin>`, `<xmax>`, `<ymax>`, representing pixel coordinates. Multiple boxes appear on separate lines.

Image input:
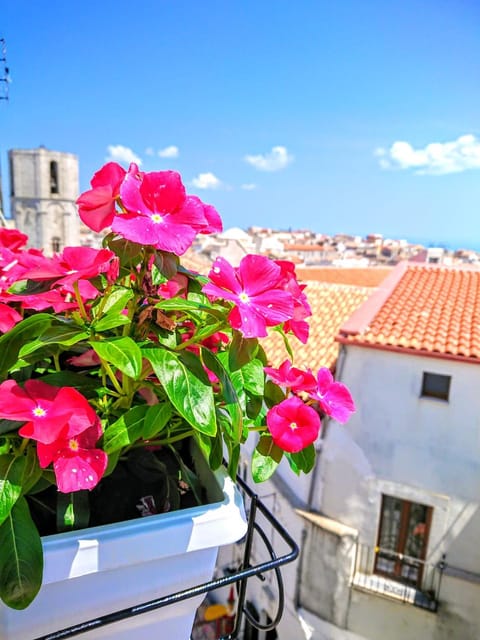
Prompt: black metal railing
<box><xmin>34</xmin><ymin>474</ymin><xmax>299</xmax><ymax>640</ymax></box>
<box><xmin>352</xmin><ymin>543</ymin><xmax>444</xmax><ymax>612</ymax></box>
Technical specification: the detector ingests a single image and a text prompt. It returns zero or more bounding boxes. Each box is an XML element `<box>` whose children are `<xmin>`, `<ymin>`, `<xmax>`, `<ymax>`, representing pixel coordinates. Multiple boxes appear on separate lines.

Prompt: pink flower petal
<box><xmin>266</xmin><ymin>397</ymin><xmax>321</xmax><ymax>453</ymax></box>
<box><xmin>238</xmin><ymin>255</ymin><xmax>282</xmax><ymax>297</ymax></box>
<box><xmin>53</xmin><ymin>449</ymin><xmax>108</xmax><ymax>493</ymax></box>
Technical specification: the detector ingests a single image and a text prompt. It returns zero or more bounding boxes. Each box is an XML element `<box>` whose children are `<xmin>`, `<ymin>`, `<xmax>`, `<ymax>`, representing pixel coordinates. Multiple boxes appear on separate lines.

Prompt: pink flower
<box><xmin>19</xmin><ymin>246</ymin><xmax>116</xmax><ymax>288</ymax></box>
<box><xmin>112</xmin><ymin>164</ymin><xmax>220</xmax><ymax>255</ymax></box>
<box><xmin>264</xmin><ymin>360</ymin><xmax>317</xmax><ymax>394</ymax></box>
<box><xmin>309</xmin><ymin>368</ymin><xmax>355</xmax><ymax>424</ymax></box>
<box><xmin>275</xmin><ymin>261</ymin><xmax>311</xmax><ymax>343</ymax></box>
<box><xmin>158</xmin><ymin>274</ymin><xmax>189</xmax><ymax>299</ymax></box>
<box><xmin>67</xmin><ymin>349</ymin><xmax>101</xmax><ymax>367</ymax></box>
<box><xmin>37</xmin><ymin>420</ymin><xmax>108</xmax><ymax>493</ymax></box>
<box><xmin>266</xmin><ymin>396</ymin><xmax>321</xmax><ymax>453</ymax></box>
<box><xmin>202</xmin><ymin>255</ymin><xmax>294</xmax><ymax>338</ymax></box>
<box><xmin>5</xmin><ymin>289</ymin><xmax>78</xmax><ymax>313</ymax></box>
<box><xmin>0</xmin><ymin>228</ymin><xmax>28</xmax><ymax>251</ymax></box>
<box><xmin>0</xmin><ymin>302</ymin><xmax>22</xmax><ymax>332</ymax></box>
<box><xmin>76</xmin><ymin>162</ymin><xmax>126</xmax><ymax>232</ymax></box>
<box><xmin>0</xmin><ymin>380</ymin><xmax>98</xmax><ymax>445</ymax></box>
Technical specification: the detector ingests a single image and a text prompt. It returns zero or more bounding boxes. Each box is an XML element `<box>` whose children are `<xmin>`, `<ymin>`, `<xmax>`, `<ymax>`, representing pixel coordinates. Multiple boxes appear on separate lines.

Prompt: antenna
<box><xmin>0</xmin><ymin>38</ymin><xmax>10</xmax><ymax>101</ymax></box>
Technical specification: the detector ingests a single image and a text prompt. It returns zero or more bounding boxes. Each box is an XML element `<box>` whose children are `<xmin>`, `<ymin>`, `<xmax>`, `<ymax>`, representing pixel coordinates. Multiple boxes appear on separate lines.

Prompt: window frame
<box><xmin>420</xmin><ymin>371</ymin><xmax>451</xmax><ymax>401</ymax></box>
<box><xmin>374</xmin><ymin>494</ymin><xmax>433</xmax><ymax>588</ymax></box>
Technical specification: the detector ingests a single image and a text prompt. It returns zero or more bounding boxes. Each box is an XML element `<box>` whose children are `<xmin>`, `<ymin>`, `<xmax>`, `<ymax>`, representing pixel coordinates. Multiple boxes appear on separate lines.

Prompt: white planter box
<box><xmin>0</xmin><ymin>450</ymin><xmax>247</xmax><ymax>640</ymax></box>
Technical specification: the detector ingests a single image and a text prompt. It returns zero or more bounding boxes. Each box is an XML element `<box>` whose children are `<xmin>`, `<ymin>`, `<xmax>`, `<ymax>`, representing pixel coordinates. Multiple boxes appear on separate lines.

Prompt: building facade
<box><xmin>221</xmin><ymin>263</ymin><xmax>480</xmax><ymax>640</ymax></box>
<box><xmin>9</xmin><ymin>147</ymin><xmax>80</xmax><ymax>253</ymax></box>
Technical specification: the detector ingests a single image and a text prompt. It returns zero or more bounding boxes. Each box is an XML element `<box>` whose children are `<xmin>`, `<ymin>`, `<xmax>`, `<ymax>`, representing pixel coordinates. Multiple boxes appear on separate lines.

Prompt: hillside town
<box><xmin>2</xmin><ymin>147</ymin><xmax>480</xmax><ymax>640</ymax></box>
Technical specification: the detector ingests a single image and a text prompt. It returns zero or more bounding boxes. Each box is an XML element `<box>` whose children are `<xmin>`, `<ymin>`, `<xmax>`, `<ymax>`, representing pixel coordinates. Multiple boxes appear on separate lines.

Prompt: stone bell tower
<box><xmin>8</xmin><ymin>147</ymin><xmax>80</xmax><ymax>254</ymax></box>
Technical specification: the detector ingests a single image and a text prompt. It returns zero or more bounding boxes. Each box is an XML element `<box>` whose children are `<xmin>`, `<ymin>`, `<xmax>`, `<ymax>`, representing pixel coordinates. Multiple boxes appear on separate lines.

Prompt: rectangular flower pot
<box><xmin>0</xmin><ymin>445</ymin><xmax>247</xmax><ymax>640</ymax></box>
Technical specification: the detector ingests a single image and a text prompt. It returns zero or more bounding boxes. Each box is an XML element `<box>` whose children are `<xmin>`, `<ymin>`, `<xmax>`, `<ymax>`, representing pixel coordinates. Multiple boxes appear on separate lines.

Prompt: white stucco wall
<box><xmin>318</xmin><ymin>345</ymin><xmax>480</xmax><ymax>640</ymax></box>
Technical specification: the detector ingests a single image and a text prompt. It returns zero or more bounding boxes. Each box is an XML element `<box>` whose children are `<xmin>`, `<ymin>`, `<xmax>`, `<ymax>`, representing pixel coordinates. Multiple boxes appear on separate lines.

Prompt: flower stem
<box><xmin>101</xmin><ymin>359</ymin><xmax>124</xmax><ymax>395</ymax></box>
<box><xmin>73</xmin><ymin>281</ymin><xmax>88</xmax><ymax>321</ymax></box>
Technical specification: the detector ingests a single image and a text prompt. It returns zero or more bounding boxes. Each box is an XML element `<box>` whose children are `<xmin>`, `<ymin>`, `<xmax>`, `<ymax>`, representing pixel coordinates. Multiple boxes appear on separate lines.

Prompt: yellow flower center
<box><xmin>239</xmin><ymin>292</ymin><xmax>250</xmax><ymax>303</ymax></box>
<box><xmin>32</xmin><ymin>406</ymin><xmax>47</xmax><ymax>417</ymax></box>
<box><xmin>290</xmin><ymin>422</ymin><xmax>298</xmax><ymax>431</ymax></box>
<box><xmin>151</xmin><ymin>214</ymin><xmax>163</xmax><ymax>224</ymax></box>
<box><xmin>69</xmin><ymin>438</ymin><xmax>80</xmax><ymax>452</ymax></box>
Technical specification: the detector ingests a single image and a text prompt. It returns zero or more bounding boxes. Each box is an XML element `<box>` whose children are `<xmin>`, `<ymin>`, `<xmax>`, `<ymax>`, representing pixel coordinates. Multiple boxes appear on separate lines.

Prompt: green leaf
<box><xmin>154</xmin><ymin>251</ymin><xmax>179</xmax><ymax>279</ymax></box>
<box><xmin>264</xmin><ymin>380</ymin><xmax>286</xmax><ymax>408</ymax></box>
<box><xmin>228</xmin><ymin>331</ymin><xmax>258</xmax><ymax>371</ymax></box>
<box><xmin>251</xmin><ymin>436</ymin><xmax>283</xmax><ymax>483</ymax></box>
<box><xmin>202</xmin><ymin>348</ymin><xmax>243</xmax><ymax>443</ymax></box>
<box><xmin>56</xmin><ymin>491</ymin><xmax>90</xmax><ymax>532</ymax></box>
<box><xmin>0</xmin><ymin>314</ymin><xmax>52</xmax><ymax>379</ymax></box>
<box><xmin>96</xmin><ymin>287</ymin><xmax>133</xmax><ymax>316</ymax></box>
<box><xmin>102</xmin><ymin>406</ymin><xmax>149</xmax><ymax>454</ymax></box>
<box><xmin>0</xmin><ymin>420</ymin><xmax>23</xmax><ymax>437</ymax></box>
<box><xmin>194</xmin><ymin>431</ymin><xmax>224</xmax><ymax>471</ymax></box>
<box><xmin>142</xmin><ymin>403</ymin><xmax>173</xmax><ymax>440</ymax></box>
<box><xmin>227</xmin><ymin>443</ymin><xmax>241</xmax><ymax>480</ymax></box>
<box><xmin>286</xmin><ymin>445</ymin><xmax>316</xmax><ymax>475</ymax></box>
<box><xmin>143</xmin><ymin>349</ymin><xmax>217</xmax><ymax>436</ymax></box>
<box><xmin>39</xmin><ymin>371</ymin><xmax>101</xmax><ymax>397</ymax></box>
<box><xmin>0</xmin><ymin>497</ymin><xmax>43</xmax><ymax>609</ymax></box>
<box><xmin>92</xmin><ymin>311</ymin><xmax>130</xmax><ymax>331</ymax></box>
<box><xmin>92</xmin><ymin>337</ymin><xmax>142</xmax><ymax>379</ymax></box>
<box><xmin>0</xmin><ymin>450</ymin><xmax>42</xmax><ymax>527</ymax></box>
<box><xmin>240</xmin><ymin>359</ymin><xmax>265</xmax><ymax>396</ymax></box>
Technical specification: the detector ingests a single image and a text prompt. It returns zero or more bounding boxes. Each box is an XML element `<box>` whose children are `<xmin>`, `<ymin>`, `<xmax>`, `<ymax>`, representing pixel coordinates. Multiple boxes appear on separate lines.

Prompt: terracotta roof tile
<box><xmin>295</xmin><ymin>267</ymin><xmax>393</xmax><ymax>287</ymax></box>
<box><xmin>338</xmin><ymin>263</ymin><xmax>480</xmax><ymax>363</ymax></box>
<box><xmin>261</xmin><ymin>282</ymin><xmax>373</xmax><ymax>372</ymax></box>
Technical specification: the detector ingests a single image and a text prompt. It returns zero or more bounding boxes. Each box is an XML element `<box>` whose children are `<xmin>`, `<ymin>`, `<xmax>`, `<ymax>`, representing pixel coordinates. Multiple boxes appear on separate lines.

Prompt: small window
<box><xmin>421</xmin><ymin>372</ymin><xmax>451</xmax><ymax>401</ymax></box>
<box><xmin>375</xmin><ymin>495</ymin><xmax>432</xmax><ymax>588</ymax></box>
<box><xmin>51</xmin><ymin>236</ymin><xmax>61</xmax><ymax>253</ymax></box>
<box><xmin>50</xmin><ymin>161</ymin><xmax>59</xmax><ymax>194</ymax></box>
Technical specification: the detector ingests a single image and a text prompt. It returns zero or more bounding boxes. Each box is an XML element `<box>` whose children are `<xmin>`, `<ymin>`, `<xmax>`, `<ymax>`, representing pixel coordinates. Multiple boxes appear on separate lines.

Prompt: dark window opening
<box><xmin>50</xmin><ymin>161</ymin><xmax>59</xmax><ymax>194</ymax></box>
<box><xmin>421</xmin><ymin>372</ymin><xmax>451</xmax><ymax>401</ymax></box>
<box><xmin>51</xmin><ymin>236</ymin><xmax>61</xmax><ymax>253</ymax></box>
<box><xmin>375</xmin><ymin>495</ymin><xmax>432</xmax><ymax>588</ymax></box>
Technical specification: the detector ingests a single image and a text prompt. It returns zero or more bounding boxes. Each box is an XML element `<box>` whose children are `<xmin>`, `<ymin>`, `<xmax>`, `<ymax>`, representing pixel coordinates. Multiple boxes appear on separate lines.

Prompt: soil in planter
<box><xmin>27</xmin><ymin>441</ymin><xmax>206</xmax><ymax>536</ymax></box>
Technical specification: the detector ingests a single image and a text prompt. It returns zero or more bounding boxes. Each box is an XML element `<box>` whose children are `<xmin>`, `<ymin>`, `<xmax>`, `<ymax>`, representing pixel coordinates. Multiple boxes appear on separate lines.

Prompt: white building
<box><xmin>218</xmin><ymin>263</ymin><xmax>480</xmax><ymax>640</ymax></box>
<box><xmin>9</xmin><ymin>147</ymin><xmax>80</xmax><ymax>253</ymax></box>
<box><xmin>302</xmin><ymin>263</ymin><xmax>480</xmax><ymax>639</ymax></box>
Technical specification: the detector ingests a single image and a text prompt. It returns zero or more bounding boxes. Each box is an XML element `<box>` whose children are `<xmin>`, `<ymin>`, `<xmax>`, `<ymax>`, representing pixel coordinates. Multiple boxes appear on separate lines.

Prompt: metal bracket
<box><xmin>35</xmin><ymin>474</ymin><xmax>299</xmax><ymax>640</ymax></box>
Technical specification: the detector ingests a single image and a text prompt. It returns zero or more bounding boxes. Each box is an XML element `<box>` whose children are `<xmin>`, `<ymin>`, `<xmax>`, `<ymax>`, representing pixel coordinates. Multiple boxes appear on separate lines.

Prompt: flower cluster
<box><xmin>0</xmin><ymin>161</ymin><xmax>354</xmax><ymax>610</ymax></box>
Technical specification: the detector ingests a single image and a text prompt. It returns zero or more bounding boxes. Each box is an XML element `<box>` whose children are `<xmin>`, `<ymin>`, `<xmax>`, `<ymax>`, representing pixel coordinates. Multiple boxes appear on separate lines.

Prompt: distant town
<box><xmin>190</xmin><ymin>225</ymin><xmax>480</xmax><ymax>270</ymax></box>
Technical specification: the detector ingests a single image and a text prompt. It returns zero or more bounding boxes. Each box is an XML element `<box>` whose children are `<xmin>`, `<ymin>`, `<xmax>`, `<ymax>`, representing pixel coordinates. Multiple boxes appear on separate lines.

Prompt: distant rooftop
<box><xmin>262</xmin><ymin>282</ymin><xmax>373</xmax><ymax>372</ymax></box>
<box><xmin>338</xmin><ymin>262</ymin><xmax>480</xmax><ymax>363</ymax></box>
<box><xmin>295</xmin><ymin>267</ymin><xmax>393</xmax><ymax>287</ymax></box>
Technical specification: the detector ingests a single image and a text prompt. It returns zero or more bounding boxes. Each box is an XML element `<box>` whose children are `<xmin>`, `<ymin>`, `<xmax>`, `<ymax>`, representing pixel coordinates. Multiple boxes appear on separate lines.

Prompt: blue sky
<box><xmin>1</xmin><ymin>1</ymin><xmax>479</xmax><ymax>248</ymax></box>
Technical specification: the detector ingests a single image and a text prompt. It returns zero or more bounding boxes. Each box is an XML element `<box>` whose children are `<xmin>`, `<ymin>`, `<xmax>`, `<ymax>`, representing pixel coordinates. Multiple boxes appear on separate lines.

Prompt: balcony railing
<box><xmin>352</xmin><ymin>544</ymin><xmax>444</xmax><ymax>612</ymax></box>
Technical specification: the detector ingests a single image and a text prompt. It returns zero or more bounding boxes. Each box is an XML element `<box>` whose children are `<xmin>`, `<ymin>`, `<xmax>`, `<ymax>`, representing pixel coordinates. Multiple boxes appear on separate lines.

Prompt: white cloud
<box><xmin>106</xmin><ymin>145</ymin><xmax>142</xmax><ymax>166</ymax></box>
<box><xmin>375</xmin><ymin>134</ymin><xmax>480</xmax><ymax>175</ymax></box>
<box><xmin>158</xmin><ymin>145</ymin><xmax>179</xmax><ymax>158</ymax></box>
<box><xmin>244</xmin><ymin>145</ymin><xmax>294</xmax><ymax>172</ymax></box>
<box><xmin>191</xmin><ymin>172</ymin><xmax>223</xmax><ymax>190</ymax></box>
<box><xmin>241</xmin><ymin>183</ymin><xmax>257</xmax><ymax>191</ymax></box>
<box><xmin>145</xmin><ymin>147</ymin><xmax>155</xmax><ymax>156</ymax></box>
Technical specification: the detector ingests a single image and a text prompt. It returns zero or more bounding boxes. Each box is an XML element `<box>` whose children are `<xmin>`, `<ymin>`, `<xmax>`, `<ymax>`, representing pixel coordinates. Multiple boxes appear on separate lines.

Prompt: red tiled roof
<box><xmin>295</xmin><ymin>267</ymin><xmax>393</xmax><ymax>287</ymax></box>
<box><xmin>338</xmin><ymin>263</ymin><xmax>480</xmax><ymax>362</ymax></box>
<box><xmin>261</xmin><ymin>282</ymin><xmax>373</xmax><ymax>372</ymax></box>
<box><xmin>283</xmin><ymin>244</ymin><xmax>324</xmax><ymax>251</ymax></box>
